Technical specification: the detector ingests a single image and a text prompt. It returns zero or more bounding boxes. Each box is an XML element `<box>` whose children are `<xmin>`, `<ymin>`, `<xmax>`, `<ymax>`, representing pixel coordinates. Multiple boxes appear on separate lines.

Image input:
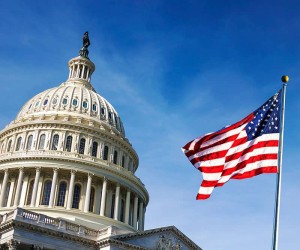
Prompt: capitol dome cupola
<box><xmin>67</xmin><ymin>31</ymin><xmax>95</xmax><ymax>90</ymax></box>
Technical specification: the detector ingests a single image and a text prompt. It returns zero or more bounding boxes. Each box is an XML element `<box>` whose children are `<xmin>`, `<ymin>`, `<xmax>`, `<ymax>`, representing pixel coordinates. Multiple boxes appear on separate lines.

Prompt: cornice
<box><xmin>98</xmin><ymin>238</ymin><xmax>148</xmax><ymax>250</ymax></box>
<box><xmin>9</xmin><ymin>220</ymin><xmax>97</xmax><ymax>247</ymax></box>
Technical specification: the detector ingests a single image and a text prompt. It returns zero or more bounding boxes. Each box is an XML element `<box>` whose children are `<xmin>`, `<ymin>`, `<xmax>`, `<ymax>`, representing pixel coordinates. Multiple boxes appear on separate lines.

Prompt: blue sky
<box><xmin>0</xmin><ymin>0</ymin><xmax>300</xmax><ymax>249</ymax></box>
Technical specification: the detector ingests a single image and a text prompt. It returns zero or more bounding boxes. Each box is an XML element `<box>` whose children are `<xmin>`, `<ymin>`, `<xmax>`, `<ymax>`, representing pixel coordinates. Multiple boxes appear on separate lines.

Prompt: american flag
<box><xmin>182</xmin><ymin>90</ymin><xmax>282</xmax><ymax>200</ymax></box>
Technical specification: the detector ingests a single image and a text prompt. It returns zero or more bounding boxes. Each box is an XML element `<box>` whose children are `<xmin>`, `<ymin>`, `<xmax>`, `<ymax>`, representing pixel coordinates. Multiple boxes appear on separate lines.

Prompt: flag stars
<box><xmin>246</xmin><ymin>90</ymin><xmax>281</xmax><ymax>140</ymax></box>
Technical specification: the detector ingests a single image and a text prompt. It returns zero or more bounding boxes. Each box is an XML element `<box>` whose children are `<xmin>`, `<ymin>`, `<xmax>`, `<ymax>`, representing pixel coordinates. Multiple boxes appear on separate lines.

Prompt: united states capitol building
<box><xmin>0</xmin><ymin>34</ymin><xmax>201</xmax><ymax>250</ymax></box>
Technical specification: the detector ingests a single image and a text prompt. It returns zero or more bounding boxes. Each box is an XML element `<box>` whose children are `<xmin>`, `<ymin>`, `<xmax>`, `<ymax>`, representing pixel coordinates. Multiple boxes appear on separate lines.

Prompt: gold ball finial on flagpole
<box><xmin>281</xmin><ymin>75</ymin><xmax>289</xmax><ymax>83</ymax></box>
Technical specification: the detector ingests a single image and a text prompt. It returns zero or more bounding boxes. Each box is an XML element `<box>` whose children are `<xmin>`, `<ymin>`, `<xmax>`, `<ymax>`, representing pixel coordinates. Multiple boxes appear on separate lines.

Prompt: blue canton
<box><xmin>246</xmin><ymin>90</ymin><xmax>282</xmax><ymax>141</ymax></box>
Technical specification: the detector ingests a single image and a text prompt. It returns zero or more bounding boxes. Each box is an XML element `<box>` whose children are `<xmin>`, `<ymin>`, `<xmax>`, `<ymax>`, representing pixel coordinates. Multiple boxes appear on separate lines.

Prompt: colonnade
<box><xmin>0</xmin><ymin>168</ymin><xmax>146</xmax><ymax>230</ymax></box>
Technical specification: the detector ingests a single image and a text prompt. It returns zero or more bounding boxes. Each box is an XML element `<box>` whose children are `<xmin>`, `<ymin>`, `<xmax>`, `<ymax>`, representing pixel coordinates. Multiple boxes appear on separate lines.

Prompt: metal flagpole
<box><xmin>272</xmin><ymin>75</ymin><xmax>288</xmax><ymax>250</ymax></box>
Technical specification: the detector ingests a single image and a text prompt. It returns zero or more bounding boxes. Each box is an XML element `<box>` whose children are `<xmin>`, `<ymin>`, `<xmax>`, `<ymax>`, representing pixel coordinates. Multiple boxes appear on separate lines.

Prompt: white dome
<box><xmin>16</xmin><ymin>56</ymin><xmax>125</xmax><ymax>136</ymax></box>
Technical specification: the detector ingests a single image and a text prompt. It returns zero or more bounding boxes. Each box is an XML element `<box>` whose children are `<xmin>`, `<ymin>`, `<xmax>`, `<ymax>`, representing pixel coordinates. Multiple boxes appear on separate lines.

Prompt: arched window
<box><xmin>65</xmin><ymin>136</ymin><xmax>73</xmax><ymax>152</ymax></box>
<box><xmin>16</xmin><ymin>137</ymin><xmax>22</xmax><ymax>151</ymax></box>
<box><xmin>121</xmin><ymin>155</ymin><xmax>125</xmax><ymax>168</ymax></box>
<box><xmin>38</xmin><ymin>134</ymin><xmax>46</xmax><ymax>150</ymax></box>
<box><xmin>103</xmin><ymin>145</ymin><xmax>109</xmax><ymax>160</ymax></box>
<box><xmin>56</xmin><ymin>181</ymin><xmax>67</xmax><ymax>206</ymax></box>
<box><xmin>26</xmin><ymin>135</ymin><xmax>33</xmax><ymax>150</ymax></box>
<box><xmin>51</xmin><ymin>134</ymin><xmax>59</xmax><ymax>150</ymax></box>
<box><xmin>4</xmin><ymin>182</ymin><xmax>11</xmax><ymax>207</ymax></box>
<box><xmin>79</xmin><ymin>138</ymin><xmax>85</xmax><ymax>154</ymax></box>
<box><xmin>26</xmin><ymin>180</ymin><xmax>34</xmax><ymax>205</ymax></box>
<box><xmin>7</xmin><ymin>140</ymin><xmax>12</xmax><ymax>152</ymax></box>
<box><xmin>113</xmin><ymin>150</ymin><xmax>118</xmax><ymax>164</ymax></box>
<box><xmin>89</xmin><ymin>187</ymin><xmax>95</xmax><ymax>212</ymax></box>
<box><xmin>41</xmin><ymin>180</ymin><xmax>52</xmax><ymax>205</ymax></box>
<box><xmin>72</xmin><ymin>184</ymin><xmax>81</xmax><ymax>209</ymax></box>
<box><xmin>91</xmin><ymin>141</ymin><xmax>98</xmax><ymax>157</ymax></box>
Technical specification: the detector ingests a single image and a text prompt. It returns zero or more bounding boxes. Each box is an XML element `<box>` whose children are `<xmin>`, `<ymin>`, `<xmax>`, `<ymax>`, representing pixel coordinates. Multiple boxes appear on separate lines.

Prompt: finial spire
<box><xmin>79</xmin><ymin>31</ymin><xmax>91</xmax><ymax>58</ymax></box>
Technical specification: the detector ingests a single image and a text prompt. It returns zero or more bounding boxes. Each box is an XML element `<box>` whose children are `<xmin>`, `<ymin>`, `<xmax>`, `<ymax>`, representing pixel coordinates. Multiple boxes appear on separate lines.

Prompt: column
<box><xmin>7</xmin><ymin>178</ymin><xmax>15</xmax><ymax>207</ymax></box>
<box><xmin>48</xmin><ymin>168</ymin><xmax>58</xmax><ymax>208</ymax></box>
<box><xmin>13</xmin><ymin>168</ymin><xmax>24</xmax><ymax>206</ymax></box>
<box><xmin>95</xmin><ymin>182</ymin><xmax>101</xmax><ymax>214</ymax></box>
<box><xmin>84</xmin><ymin>173</ymin><xmax>93</xmax><ymax>213</ymax></box>
<box><xmin>66</xmin><ymin>170</ymin><xmax>76</xmax><ymax>210</ymax></box>
<box><xmin>0</xmin><ymin>170</ymin><xmax>9</xmax><ymax>207</ymax></box>
<box><xmin>86</xmin><ymin>68</ymin><xmax>90</xmax><ymax>80</ymax></box>
<box><xmin>30</xmin><ymin>167</ymin><xmax>41</xmax><ymax>207</ymax></box>
<box><xmin>138</xmin><ymin>201</ymin><xmax>144</xmax><ymax>231</ymax></box>
<box><xmin>125</xmin><ymin>189</ymin><xmax>131</xmax><ymax>224</ymax></box>
<box><xmin>113</xmin><ymin>184</ymin><xmax>120</xmax><ymax>220</ymax></box>
<box><xmin>19</xmin><ymin>175</ymin><xmax>29</xmax><ymax>207</ymax></box>
<box><xmin>143</xmin><ymin>207</ymin><xmax>146</xmax><ymax>231</ymax></box>
<box><xmin>100</xmin><ymin>178</ymin><xmax>107</xmax><ymax>216</ymax></box>
<box><xmin>133</xmin><ymin>196</ymin><xmax>139</xmax><ymax>229</ymax></box>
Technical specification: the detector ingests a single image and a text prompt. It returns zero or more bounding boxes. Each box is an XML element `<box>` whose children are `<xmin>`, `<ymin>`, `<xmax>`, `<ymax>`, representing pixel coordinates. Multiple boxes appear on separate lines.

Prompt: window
<box><xmin>121</xmin><ymin>155</ymin><xmax>125</xmax><ymax>168</ymax></box>
<box><xmin>65</xmin><ymin>136</ymin><xmax>73</xmax><ymax>152</ymax></box>
<box><xmin>72</xmin><ymin>99</ymin><xmax>78</xmax><ymax>107</ymax></box>
<box><xmin>92</xmin><ymin>104</ymin><xmax>97</xmax><ymax>112</ymax></box>
<box><xmin>62</xmin><ymin>98</ymin><xmax>68</xmax><ymax>105</ymax></box>
<box><xmin>101</xmin><ymin>107</ymin><xmax>105</xmax><ymax>115</ymax></box>
<box><xmin>91</xmin><ymin>141</ymin><xmax>98</xmax><ymax>157</ymax></box>
<box><xmin>38</xmin><ymin>134</ymin><xmax>46</xmax><ymax>150</ymax></box>
<box><xmin>72</xmin><ymin>184</ymin><xmax>81</xmax><ymax>209</ymax></box>
<box><xmin>26</xmin><ymin>135</ymin><xmax>33</xmax><ymax>150</ymax></box>
<box><xmin>78</xmin><ymin>65</ymin><xmax>83</xmax><ymax>78</ymax></box>
<box><xmin>41</xmin><ymin>180</ymin><xmax>52</xmax><ymax>205</ymax></box>
<box><xmin>108</xmin><ymin>112</ymin><xmax>112</xmax><ymax>119</ymax></box>
<box><xmin>26</xmin><ymin>180</ymin><xmax>34</xmax><ymax>205</ymax></box>
<box><xmin>83</xmin><ymin>101</ymin><xmax>88</xmax><ymax>109</ymax></box>
<box><xmin>28</xmin><ymin>104</ymin><xmax>32</xmax><ymax>110</ymax></box>
<box><xmin>16</xmin><ymin>137</ymin><xmax>22</xmax><ymax>151</ymax></box>
<box><xmin>120</xmin><ymin>200</ymin><xmax>125</xmax><ymax>222</ymax></box>
<box><xmin>79</xmin><ymin>138</ymin><xmax>85</xmax><ymax>154</ymax></box>
<box><xmin>43</xmin><ymin>99</ymin><xmax>48</xmax><ymax>105</ymax></box>
<box><xmin>35</xmin><ymin>101</ymin><xmax>40</xmax><ymax>107</ymax></box>
<box><xmin>51</xmin><ymin>134</ymin><xmax>59</xmax><ymax>150</ymax></box>
<box><xmin>7</xmin><ymin>140</ymin><xmax>12</xmax><ymax>152</ymax></box>
<box><xmin>111</xmin><ymin>194</ymin><xmax>115</xmax><ymax>219</ymax></box>
<box><xmin>89</xmin><ymin>187</ymin><xmax>95</xmax><ymax>212</ymax></box>
<box><xmin>56</xmin><ymin>181</ymin><xmax>67</xmax><ymax>206</ymax></box>
<box><xmin>103</xmin><ymin>145</ymin><xmax>109</xmax><ymax>160</ymax></box>
<box><xmin>113</xmin><ymin>150</ymin><xmax>118</xmax><ymax>164</ymax></box>
<box><xmin>52</xmin><ymin>98</ymin><xmax>58</xmax><ymax>105</ymax></box>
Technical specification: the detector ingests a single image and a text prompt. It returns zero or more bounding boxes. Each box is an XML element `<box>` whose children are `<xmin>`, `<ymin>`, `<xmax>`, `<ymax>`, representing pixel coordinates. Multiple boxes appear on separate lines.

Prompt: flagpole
<box><xmin>272</xmin><ymin>75</ymin><xmax>288</xmax><ymax>250</ymax></box>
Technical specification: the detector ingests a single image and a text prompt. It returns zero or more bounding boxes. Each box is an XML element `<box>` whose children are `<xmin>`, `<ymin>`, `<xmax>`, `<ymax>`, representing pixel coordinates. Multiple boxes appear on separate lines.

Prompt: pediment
<box><xmin>111</xmin><ymin>226</ymin><xmax>202</xmax><ymax>250</ymax></box>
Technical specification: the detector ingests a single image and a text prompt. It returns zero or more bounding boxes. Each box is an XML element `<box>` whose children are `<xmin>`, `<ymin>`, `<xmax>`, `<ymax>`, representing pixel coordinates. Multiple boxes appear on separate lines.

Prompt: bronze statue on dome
<box><xmin>79</xmin><ymin>31</ymin><xmax>90</xmax><ymax>58</ymax></box>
